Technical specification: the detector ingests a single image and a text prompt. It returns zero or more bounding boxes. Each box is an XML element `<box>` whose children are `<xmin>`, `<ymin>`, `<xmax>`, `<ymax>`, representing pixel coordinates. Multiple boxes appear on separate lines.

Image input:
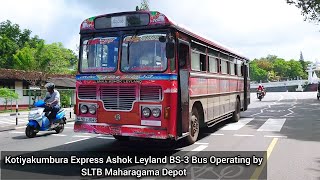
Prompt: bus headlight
<box><xmin>80</xmin><ymin>105</ymin><xmax>88</xmax><ymax>114</ymax></box>
<box><xmin>152</xmin><ymin>108</ymin><xmax>161</xmax><ymax>118</ymax></box>
<box><xmin>89</xmin><ymin>105</ymin><xmax>96</xmax><ymax>114</ymax></box>
<box><xmin>142</xmin><ymin>107</ymin><xmax>151</xmax><ymax>118</ymax></box>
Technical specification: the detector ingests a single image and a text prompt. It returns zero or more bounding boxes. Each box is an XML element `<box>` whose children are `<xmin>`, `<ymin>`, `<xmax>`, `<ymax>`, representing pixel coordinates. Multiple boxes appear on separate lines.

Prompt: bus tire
<box><xmin>113</xmin><ymin>135</ymin><xmax>129</xmax><ymax>141</ymax></box>
<box><xmin>185</xmin><ymin>107</ymin><xmax>200</xmax><ymax>145</ymax></box>
<box><xmin>231</xmin><ymin>98</ymin><xmax>240</xmax><ymax>122</ymax></box>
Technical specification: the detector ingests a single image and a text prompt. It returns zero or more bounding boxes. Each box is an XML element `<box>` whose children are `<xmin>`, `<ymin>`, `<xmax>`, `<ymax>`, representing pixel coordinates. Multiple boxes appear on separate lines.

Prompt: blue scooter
<box><xmin>26</xmin><ymin>100</ymin><xmax>66</xmax><ymax>138</ymax></box>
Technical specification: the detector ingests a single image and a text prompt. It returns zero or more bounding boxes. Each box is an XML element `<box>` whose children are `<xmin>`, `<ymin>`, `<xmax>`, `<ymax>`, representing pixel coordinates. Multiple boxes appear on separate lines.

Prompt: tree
<box><xmin>0</xmin><ymin>20</ymin><xmax>44</xmax><ymax>69</ymax></box>
<box><xmin>287</xmin><ymin>59</ymin><xmax>304</xmax><ymax>79</ymax></box>
<box><xmin>0</xmin><ymin>88</ymin><xmax>19</xmax><ymax>110</ymax></box>
<box><xmin>13</xmin><ymin>42</ymin><xmax>77</xmax><ymax>74</ymax></box>
<box><xmin>287</xmin><ymin>0</ymin><xmax>320</xmax><ymax>24</ymax></box>
<box><xmin>250</xmin><ymin>61</ymin><xmax>268</xmax><ymax>82</ymax></box>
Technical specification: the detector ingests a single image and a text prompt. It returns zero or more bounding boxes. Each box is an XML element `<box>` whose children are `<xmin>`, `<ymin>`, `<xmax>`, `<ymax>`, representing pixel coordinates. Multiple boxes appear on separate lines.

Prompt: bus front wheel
<box><xmin>185</xmin><ymin>107</ymin><xmax>200</xmax><ymax>145</ymax></box>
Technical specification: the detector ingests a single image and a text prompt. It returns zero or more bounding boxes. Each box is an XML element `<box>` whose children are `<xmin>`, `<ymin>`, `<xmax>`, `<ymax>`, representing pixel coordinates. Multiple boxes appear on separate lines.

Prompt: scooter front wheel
<box><xmin>26</xmin><ymin>125</ymin><xmax>37</xmax><ymax>138</ymax></box>
<box><xmin>55</xmin><ymin>123</ymin><xmax>64</xmax><ymax>134</ymax></box>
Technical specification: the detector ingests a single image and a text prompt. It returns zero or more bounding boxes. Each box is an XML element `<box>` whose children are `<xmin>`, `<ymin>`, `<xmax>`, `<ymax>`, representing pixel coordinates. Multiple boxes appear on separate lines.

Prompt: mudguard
<box><xmin>27</xmin><ymin>120</ymin><xmax>39</xmax><ymax>128</ymax></box>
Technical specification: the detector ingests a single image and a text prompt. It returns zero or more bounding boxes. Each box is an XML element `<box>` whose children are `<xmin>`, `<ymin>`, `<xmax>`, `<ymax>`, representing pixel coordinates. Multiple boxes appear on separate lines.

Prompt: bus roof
<box><xmin>80</xmin><ymin>11</ymin><xmax>249</xmax><ymax>61</ymax></box>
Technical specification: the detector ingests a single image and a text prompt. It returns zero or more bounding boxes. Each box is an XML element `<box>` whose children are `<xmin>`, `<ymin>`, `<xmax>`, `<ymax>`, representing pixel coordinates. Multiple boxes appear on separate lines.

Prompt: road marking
<box><xmin>251</xmin><ymin>94</ymin><xmax>283</xmax><ymax>117</ymax></box>
<box><xmin>9</xmin><ymin>131</ymin><xmax>24</xmax><ymax>134</ymax></box>
<box><xmin>73</xmin><ymin>135</ymin><xmax>92</xmax><ymax>138</ymax></box>
<box><xmin>234</xmin><ymin>134</ymin><xmax>254</xmax><ymax>137</ymax></box>
<box><xmin>64</xmin><ymin>127</ymin><xmax>72</xmax><ymax>129</ymax></box>
<box><xmin>257</xmin><ymin>118</ymin><xmax>286</xmax><ymax>132</ymax></box>
<box><xmin>194</xmin><ymin>142</ymin><xmax>209</xmax><ymax>145</ymax></box>
<box><xmin>250</xmin><ymin>138</ymin><xmax>278</xmax><ymax>180</ymax></box>
<box><xmin>15</xmin><ymin>126</ymin><xmax>26</xmax><ymax>129</ymax></box>
<box><xmin>211</xmin><ymin>133</ymin><xmax>224</xmax><ymax>136</ymax></box>
<box><xmin>220</xmin><ymin>118</ymin><xmax>253</xmax><ymax>130</ymax></box>
<box><xmin>64</xmin><ymin>138</ymin><xmax>90</xmax><ymax>145</ymax></box>
<box><xmin>96</xmin><ymin>136</ymin><xmax>115</xmax><ymax>140</ymax></box>
<box><xmin>52</xmin><ymin>134</ymin><xmax>67</xmax><ymax>137</ymax></box>
<box><xmin>191</xmin><ymin>145</ymin><xmax>207</xmax><ymax>151</ymax></box>
<box><xmin>264</xmin><ymin>135</ymin><xmax>287</xmax><ymax>138</ymax></box>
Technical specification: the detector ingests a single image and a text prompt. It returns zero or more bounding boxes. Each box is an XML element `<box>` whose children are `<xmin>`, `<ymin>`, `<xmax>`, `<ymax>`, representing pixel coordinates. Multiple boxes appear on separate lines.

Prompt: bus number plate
<box><xmin>109</xmin><ymin>127</ymin><xmax>121</xmax><ymax>135</ymax></box>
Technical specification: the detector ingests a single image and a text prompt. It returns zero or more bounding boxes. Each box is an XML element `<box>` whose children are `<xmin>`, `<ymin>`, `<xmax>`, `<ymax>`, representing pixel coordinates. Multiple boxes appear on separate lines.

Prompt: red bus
<box><xmin>74</xmin><ymin>11</ymin><xmax>250</xmax><ymax>144</ymax></box>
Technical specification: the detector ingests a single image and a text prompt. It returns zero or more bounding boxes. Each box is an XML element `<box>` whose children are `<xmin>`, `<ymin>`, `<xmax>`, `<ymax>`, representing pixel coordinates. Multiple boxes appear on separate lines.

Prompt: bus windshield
<box><xmin>80</xmin><ymin>36</ymin><xmax>119</xmax><ymax>73</ymax></box>
<box><xmin>121</xmin><ymin>33</ymin><xmax>168</xmax><ymax>72</ymax></box>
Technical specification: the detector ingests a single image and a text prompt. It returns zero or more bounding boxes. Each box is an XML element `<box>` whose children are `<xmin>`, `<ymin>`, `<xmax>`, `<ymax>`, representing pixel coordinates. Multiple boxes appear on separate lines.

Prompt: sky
<box><xmin>0</xmin><ymin>0</ymin><xmax>319</xmax><ymax>61</ymax></box>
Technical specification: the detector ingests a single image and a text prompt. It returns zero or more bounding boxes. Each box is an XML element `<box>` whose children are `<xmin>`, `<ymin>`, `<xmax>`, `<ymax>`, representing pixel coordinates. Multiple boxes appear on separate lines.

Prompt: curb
<box><xmin>0</xmin><ymin>119</ymin><xmax>75</xmax><ymax>132</ymax></box>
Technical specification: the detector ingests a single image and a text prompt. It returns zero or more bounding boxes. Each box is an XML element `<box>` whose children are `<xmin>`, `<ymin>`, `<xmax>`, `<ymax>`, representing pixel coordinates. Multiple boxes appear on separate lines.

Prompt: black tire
<box><xmin>317</xmin><ymin>95</ymin><xmax>319</xmax><ymax>100</ymax></box>
<box><xmin>113</xmin><ymin>135</ymin><xmax>130</xmax><ymax>141</ymax></box>
<box><xmin>259</xmin><ymin>98</ymin><xmax>262</xmax><ymax>101</ymax></box>
<box><xmin>55</xmin><ymin>123</ymin><xmax>64</xmax><ymax>133</ymax></box>
<box><xmin>25</xmin><ymin>125</ymin><xmax>37</xmax><ymax>138</ymax></box>
<box><xmin>185</xmin><ymin>107</ymin><xmax>200</xmax><ymax>145</ymax></box>
<box><xmin>231</xmin><ymin>98</ymin><xmax>241</xmax><ymax>122</ymax></box>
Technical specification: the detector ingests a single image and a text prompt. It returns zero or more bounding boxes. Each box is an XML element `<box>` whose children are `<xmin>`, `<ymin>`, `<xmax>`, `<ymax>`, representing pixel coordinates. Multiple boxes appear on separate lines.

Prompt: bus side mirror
<box><xmin>166</xmin><ymin>42</ymin><xmax>174</xmax><ymax>59</ymax></box>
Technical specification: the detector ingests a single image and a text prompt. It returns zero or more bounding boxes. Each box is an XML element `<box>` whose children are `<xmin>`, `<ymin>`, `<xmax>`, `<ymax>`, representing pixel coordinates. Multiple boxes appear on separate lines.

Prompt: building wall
<box><xmin>1</xmin><ymin>80</ymin><xmax>76</xmax><ymax>110</ymax></box>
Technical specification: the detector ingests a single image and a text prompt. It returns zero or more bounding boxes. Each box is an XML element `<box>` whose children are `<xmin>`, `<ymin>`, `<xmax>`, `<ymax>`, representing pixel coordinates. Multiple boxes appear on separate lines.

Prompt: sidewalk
<box><xmin>0</xmin><ymin>108</ymin><xmax>75</xmax><ymax>132</ymax></box>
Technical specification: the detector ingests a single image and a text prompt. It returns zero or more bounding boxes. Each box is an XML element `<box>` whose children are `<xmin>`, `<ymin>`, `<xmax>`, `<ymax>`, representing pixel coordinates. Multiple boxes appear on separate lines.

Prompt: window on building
<box><xmin>23</xmin><ymin>81</ymin><xmax>29</xmax><ymax>96</ymax></box>
<box><xmin>0</xmin><ymin>80</ymin><xmax>15</xmax><ymax>89</ymax></box>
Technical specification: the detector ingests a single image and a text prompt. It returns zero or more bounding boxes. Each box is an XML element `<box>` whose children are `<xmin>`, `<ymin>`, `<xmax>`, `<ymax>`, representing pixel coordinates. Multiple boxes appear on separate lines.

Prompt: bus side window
<box><xmin>200</xmin><ymin>54</ymin><xmax>206</xmax><ymax>71</ymax></box>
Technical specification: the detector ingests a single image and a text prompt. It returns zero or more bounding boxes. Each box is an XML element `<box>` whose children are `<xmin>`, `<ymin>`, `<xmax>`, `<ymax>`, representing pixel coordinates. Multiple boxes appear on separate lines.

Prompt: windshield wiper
<box><xmin>127</xmin><ymin>30</ymin><xmax>139</xmax><ymax>64</ymax></box>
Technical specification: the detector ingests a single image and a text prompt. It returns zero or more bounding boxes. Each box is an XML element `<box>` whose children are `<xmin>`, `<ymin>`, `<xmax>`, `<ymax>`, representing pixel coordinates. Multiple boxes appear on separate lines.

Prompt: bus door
<box><xmin>177</xmin><ymin>40</ymin><xmax>190</xmax><ymax>137</ymax></box>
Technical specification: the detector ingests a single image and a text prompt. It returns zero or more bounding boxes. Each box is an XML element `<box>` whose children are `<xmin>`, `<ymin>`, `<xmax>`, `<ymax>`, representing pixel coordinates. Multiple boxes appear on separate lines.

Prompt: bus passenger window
<box><xmin>237</xmin><ymin>64</ymin><xmax>242</xmax><ymax>76</ymax></box>
<box><xmin>208</xmin><ymin>57</ymin><xmax>218</xmax><ymax>73</ymax></box>
<box><xmin>191</xmin><ymin>52</ymin><xmax>200</xmax><ymax>71</ymax></box>
<box><xmin>200</xmin><ymin>54</ymin><xmax>206</xmax><ymax>71</ymax></box>
<box><xmin>230</xmin><ymin>63</ymin><xmax>235</xmax><ymax>75</ymax></box>
<box><xmin>221</xmin><ymin>60</ymin><xmax>228</xmax><ymax>74</ymax></box>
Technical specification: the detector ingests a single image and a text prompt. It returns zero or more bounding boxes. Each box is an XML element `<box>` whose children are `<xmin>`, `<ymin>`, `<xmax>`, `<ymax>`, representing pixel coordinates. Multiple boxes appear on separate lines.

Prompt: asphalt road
<box><xmin>0</xmin><ymin>92</ymin><xmax>319</xmax><ymax>180</ymax></box>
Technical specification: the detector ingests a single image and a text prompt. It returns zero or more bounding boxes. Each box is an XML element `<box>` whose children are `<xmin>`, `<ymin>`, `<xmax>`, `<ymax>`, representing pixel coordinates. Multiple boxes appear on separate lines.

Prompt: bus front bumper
<box><xmin>74</xmin><ymin>122</ymin><xmax>169</xmax><ymax>139</ymax></box>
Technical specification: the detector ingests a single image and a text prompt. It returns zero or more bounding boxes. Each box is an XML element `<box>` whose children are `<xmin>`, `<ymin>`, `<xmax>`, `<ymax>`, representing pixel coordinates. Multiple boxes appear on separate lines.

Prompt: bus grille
<box><xmin>140</xmin><ymin>86</ymin><xmax>162</xmax><ymax>101</ymax></box>
<box><xmin>100</xmin><ymin>86</ymin><xmax>136</xmax><ymax>110</ymax></box>
<box><xmin>78</xmin><ymin>86</ymin><xmax>97</xmax><ymax>100</ymax></box>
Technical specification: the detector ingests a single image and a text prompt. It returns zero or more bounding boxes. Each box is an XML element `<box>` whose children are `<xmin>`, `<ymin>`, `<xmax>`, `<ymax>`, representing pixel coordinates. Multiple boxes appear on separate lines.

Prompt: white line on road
<box><xmin>194</xmin><ymin>142</ymin><xmax>209</xmax><ymax>145</ymax></box>
<box><xmin>264</xmin><ymin>135</ymin><xmax>287</xmax><ymax>138</ymax></box>
<box><xmin>251</xmin><ymin>95</ymin><xmax>283</xmax><ymax>117</ymax></box>
<box><xmin>73</xmin><ymin>135</ymin><xmax>92</xmax><ymax>138</ymax></box>
<box><xmin>52</xmin><ymin>134</ymin><xmax>67</xmax><ymax>137</ymax></box>
<box><xmin>15</xmin><ymin>126</ymin><xmax>26</xmax><ymax>129</ymax></box>
<box><xmin>9</xmin><ymin>131</ymin><xmax>24</xmax><ymax>134</ymax></box>
<box><xmin>220</xmin><ymin>118</ymin><xmax>253</xmax><ymax>130</ymax></box>
<box><xmin>96</xmin><ymin>136</ymin><xmax>115</xmax><ymax>140</ymax></box>
<box><xmin>257</xmin><ymin>118</ymin><xmax>286</xmax><ymax>132</ymax></box>
<box><xmin>211</xmin><ymin>133</ymin><xmax>224</xmax><ymax>136</ymax></box>
<box><xmin>234</xmin><ymin>134</ymin><xmax>254</xmax><ymax>137</ymax></box>
<box><xmin>64</xmin><ymin>127</ymin><xmax>72</xmax><ymax>129</ymax></box>
<box><xmin>64</xmin><ymin>138</ymin><xmax>90</xmax><ymax>145</ymax></box>
<box><xmin>191</xmin><ymin>145</ymin><xmax>208</xmax><ymax>151</ymax></box>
